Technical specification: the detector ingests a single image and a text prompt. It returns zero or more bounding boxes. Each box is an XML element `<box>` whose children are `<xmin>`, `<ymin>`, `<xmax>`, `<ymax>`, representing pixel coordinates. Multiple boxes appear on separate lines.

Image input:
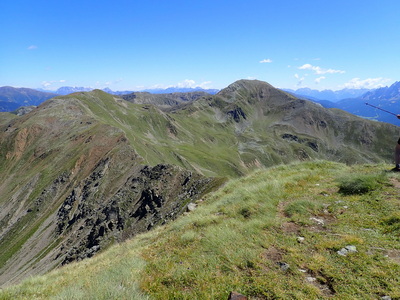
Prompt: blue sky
<box><xmin>1</xmin><ymin>0</ymin><xmax>400</xmax><ymax>91</ymax></box>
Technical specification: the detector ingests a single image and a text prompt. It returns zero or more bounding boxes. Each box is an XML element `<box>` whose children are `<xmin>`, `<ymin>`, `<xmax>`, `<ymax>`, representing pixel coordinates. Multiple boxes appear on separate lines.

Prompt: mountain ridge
<box><xmin>37</xmin><ymin>86</ymin><xmax>220</xmax><ymax>96</ymax></box>
<box><xmin>316</xmin><ymin>82</ymin><xmax>400</xmax><ymax>125</ymax></box>
<box><xmin>284</xmin><ymin>87</ymin><xmax>373</xmax><ymax>102</ymax></box>
<box><xmin>0</xmin><ymin>86</ymin><xmax>57</xmax><ymax>107</ymax></box>
<box><xmin>0</xmin><ymin>79</ymin><xmax>399</xmax><ymax>287</ymax></box>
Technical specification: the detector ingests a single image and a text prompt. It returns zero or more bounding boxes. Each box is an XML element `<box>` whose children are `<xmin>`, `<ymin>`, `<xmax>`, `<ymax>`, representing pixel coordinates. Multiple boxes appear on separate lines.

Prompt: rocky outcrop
<box><xmin>56</xmin><ymin>162</ymin><xmax>213</xmax><ymax>265</ymax></box>
<box><xmin>0</xmin><ymin>137</ymin><xmax>217</xmax><ymax>286</ymax></box>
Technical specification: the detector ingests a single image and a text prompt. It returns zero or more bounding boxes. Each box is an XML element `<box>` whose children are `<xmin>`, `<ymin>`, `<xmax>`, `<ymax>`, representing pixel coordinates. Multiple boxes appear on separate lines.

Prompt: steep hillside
<box><xmin>1</xmin><ymin>161</ymin><xmax>399</xmax><ymax>299</ymax></box>
<box><xmin>0</xmin><ymin>93</ymin><xmax>219</xmax><ymax>286</ymax></box>
<box><xmin>0</xmin><ymin>79</ymin><xmax>399</xmax><ymax>287</ymax></box>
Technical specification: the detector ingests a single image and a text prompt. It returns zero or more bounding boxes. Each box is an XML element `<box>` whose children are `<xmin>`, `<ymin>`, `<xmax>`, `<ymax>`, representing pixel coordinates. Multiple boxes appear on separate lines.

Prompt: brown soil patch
<box><xmin>262</xmin><ymin>246</ymin><xmax>284</xmax><ymax>263</ymax></box>
<box><xmin>387</xmin><ymin>249</ymin><xmax>400</xmax><ymax>265</ymax></box>
<box><xmin>390</xmin><ymin>177</ymin><xmax>400</xmax><ymax>189</ymax></box>
<box><xmin>281</xmin><ymin>221</ymin><xmax>301</xmax><ymax>234</ymax></box>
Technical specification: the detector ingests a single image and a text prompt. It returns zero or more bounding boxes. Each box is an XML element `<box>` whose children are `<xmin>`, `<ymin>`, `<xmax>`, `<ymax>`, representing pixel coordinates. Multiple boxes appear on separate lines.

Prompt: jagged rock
<box><xmin>228</xmin><ymin>291</ymin><xmax>247</xmax><ymax>300</ymax></box>
<box><xmin>381</xmin><ymin>296</ymin><xmax>392</xmax><ymax>300</ymax></box>
<box><xmin>227</xmin><ymin>106</ymin><xmax>246</xmax><ymax>122</ymax></box>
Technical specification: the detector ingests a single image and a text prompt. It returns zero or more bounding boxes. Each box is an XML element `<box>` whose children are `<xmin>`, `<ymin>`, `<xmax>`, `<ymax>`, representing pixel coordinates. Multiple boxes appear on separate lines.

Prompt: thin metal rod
<box><xmin>365</xmin><ymin>102</ymin><xmax>398</xmax><ymax>116</ymax></box>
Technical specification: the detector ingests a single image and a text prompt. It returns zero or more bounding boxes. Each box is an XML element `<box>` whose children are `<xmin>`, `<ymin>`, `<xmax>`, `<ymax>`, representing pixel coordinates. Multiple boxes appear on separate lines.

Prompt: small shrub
<box><xmin>337</xmin><ymin>173</ymin><xmax>386</xmax><ymax>195</ymax></box>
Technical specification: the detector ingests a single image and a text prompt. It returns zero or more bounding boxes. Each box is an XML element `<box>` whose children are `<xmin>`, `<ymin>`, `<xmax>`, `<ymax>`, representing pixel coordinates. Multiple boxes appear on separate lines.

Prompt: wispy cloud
<box><xmin>174</xmin><ymin>79</ymin><xmax>212</xmax><ymax>89</ymax></box>
<box><xmin>27</xmin><ymin>45</ymin><xmax>38</xmax><ymax>50</ymax></box>
<box><xmin>151</xmin><ymin>79</ymin><xmax>213</xmax><ymax>90</ymax></box>
<box><xmin>294</xmin><ymin>73</ymin><xmax>305</xmax><ymax>87</ymax></box>
<box><xmin>41</xmin><ymin>80</ymin><xmax>67</xmax><ymax>88</ymax></box>
<box><xmin>260</xmin><ymin>58</ymin><xmax>272</xmax><ymax>63</ymax></box>
<box><xmin>298</xmin><ymin>63</ymin><xmax>345</xmax><ymax>75</ymax></box>
<box><xmin>315</xmin><ymin>76</ymin><xmax>326</xmax><ymax>84</ymax></box>
<box><xmin>42</xmin><ymin>81</ymin><xmax>52</xmax><ymax>88</ymax></box>
<box><xmin>341</xmin><ymin>77</ymin><xmax>391</xmax><ymax>89</ymax></box>
<box><xmin>94</xmin><ymin>78</ymin><xmax>123</xmax><ymax>88</ymax></box>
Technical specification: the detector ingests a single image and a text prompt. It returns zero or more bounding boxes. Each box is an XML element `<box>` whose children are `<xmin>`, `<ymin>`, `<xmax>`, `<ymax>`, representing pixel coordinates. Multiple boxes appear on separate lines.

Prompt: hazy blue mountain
<box><xmin>361</xmin><ymin>81</ymin><xmax>400</xmax><ymax>101</ymax></box>
<box><xmin>335</xmin><ymin>81</ymin><xmax>400</xmax><ymax>125</ymax></box>
<box><xmin>284</xmin><ymin>87</ymin><xmax>371</xmax><ymax>102</ymax></box>
<box><xmin>0</xmin><ymin>86</ymin><xmax>57</xmax><ymax>108</ymax></box>
<box><xmin>55</xmin><ymin>86</ymin><xmax>94</xmax><ymax>95</ymax></box>
<box><xmin>0</xmin><ymin>101</ymin><xmax>20</xmax><ymax>112</ymax></box>
<box><xmin>102</xmin><ymin>88</ymin><xmax>134</xmax><ymax>95</ymax></box>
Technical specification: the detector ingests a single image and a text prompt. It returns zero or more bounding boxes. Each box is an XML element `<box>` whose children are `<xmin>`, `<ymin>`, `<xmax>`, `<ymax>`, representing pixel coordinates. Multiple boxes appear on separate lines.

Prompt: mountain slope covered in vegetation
<box><xmin>0</xmin><ymin>79</ymin><xmax>399</xmax><ymax>287</ymax></box>
<box><xmin>1</xmin><ymin>161</ymin><xmax>399</xmax><ymax>299</ymax></box>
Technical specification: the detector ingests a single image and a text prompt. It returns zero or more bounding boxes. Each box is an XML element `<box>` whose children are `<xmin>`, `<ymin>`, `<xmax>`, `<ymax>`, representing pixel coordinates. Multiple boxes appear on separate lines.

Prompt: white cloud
<box><xmin>151</xmin><ymin>79</ymin><xmax>213</xmax><ymax>90</ymax></box>
<box><xmin>298</xmin><ymin>63</ymin><xmax>345</xmax><ymax>75</ymax></box>
<box><xmin>41</xmin><ymin>79</ymin><xmax>67</xmax><ymax>88</ymax></box>
<box><xmin>315</xmin><ymin>76</ymin><xmax>326</xmax><ymax>84</ymax></box>
<box><xmin>176</xmin><ymin>79</ymin><xmax>196</xmax><ymax>88</ymax></box>
<box><xmin>341</xmin><ymin>77</ymin><xmax>392</xmax><ymax>89</ymax></box>
<box><xmin>95</xmin><ymin>78</ymin><xmax>123</xmax><ymax>88</ymax></box>
<box><xmin>260</xmin><ymin>58</ymin><xmax>272</xmax><ymax>63</ymax></box>
<box><xmin>42</xmin><ymin>81</ymin><xmax>52</xmax><ymax>87</ymax></box>
<box><xmin>27</xmin><ymin>45</ymin><xmax>38</xmax><ymax>50</ymax></box>
<box><xmin>294</xmin><ymin>74</ymin><xmax>305</xmax><ymax>87</ymax></box>
<box><xmin>174</xmin><ymin>79</ymin><xmax>212</xmax><ymax>89</ymax></box>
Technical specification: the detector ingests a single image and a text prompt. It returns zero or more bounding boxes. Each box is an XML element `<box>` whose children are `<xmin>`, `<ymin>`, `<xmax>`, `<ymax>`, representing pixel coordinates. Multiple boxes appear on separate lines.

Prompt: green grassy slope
<box><xmin>50</xmin><ymin>82</ymin><xmax>400</xmax><ymax>178</ymax></box>
<box><xmin>1</xmin><ymin>161</ymin><xmax>399</xmax><ymax>299</ymax></box>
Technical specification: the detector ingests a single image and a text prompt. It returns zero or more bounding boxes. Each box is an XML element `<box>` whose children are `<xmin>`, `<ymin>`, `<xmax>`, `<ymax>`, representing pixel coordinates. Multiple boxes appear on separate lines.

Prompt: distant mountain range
<box><xmin>2</xmin><ymin>82</ymin><xmax>400</xmax><ymax>126</ymax></box>
<box><xmin>283</xmin><ymin>87</ymin><xmax>372</xmax><ymax>102</ymax></box>
<box><xmin>293</xmin><ymin>82</ymin><xmax>400</xmax><ymax>126</ymax></box>
<box><xmin>140</xmin><ymin>87</ymin><xmax>220</xmax><ymax>94</ymax></box>
<box><xmin>38</xmin><ymin>86</ymin><xmax>220</xmax><ymax>96</ymax></box>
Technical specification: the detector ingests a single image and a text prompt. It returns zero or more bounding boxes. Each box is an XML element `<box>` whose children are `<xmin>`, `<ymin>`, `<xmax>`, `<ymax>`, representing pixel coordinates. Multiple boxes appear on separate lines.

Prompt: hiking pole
<box><xmin>365</xmin><ymin>103</ymin><xmax>398</xmax><ymax>117</ymax></box>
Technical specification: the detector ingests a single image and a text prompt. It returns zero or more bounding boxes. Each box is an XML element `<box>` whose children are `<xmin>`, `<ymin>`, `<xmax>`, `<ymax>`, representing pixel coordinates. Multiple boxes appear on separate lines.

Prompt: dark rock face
<box><xmin>227</xmin><ymin>106</ymin><xmax>247</xmax><ymax>123</ymax></box>
<box><xmin>55</xmin><ymin>161</ymin><xmax>213</xmax><ymax>265</ymax></box>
